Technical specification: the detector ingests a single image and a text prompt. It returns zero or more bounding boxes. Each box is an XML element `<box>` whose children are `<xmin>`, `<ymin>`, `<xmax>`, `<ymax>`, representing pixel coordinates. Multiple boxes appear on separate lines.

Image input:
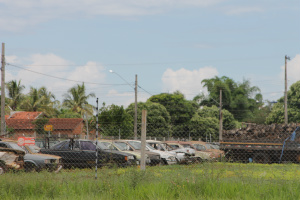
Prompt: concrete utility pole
<box><xmin>284</xmin><ymin>55</ymin><xmax>290</xmax><ymax>125</ymax></box>
<box><xmin>219</xmin><ymin>89</ymin><xmax>223</xmax><ymax>142</ymax></box>
<box><xmin>134</xmin><ymin>74</ymin><xmax>138</xmax><ymax>140</ymax></box>
<box><xmin>140</xmin><ymin>110</ymin><xmax>147</xmax><ymax>171</ymax></box>
<box><xmin>1</xmin><ymin>43</ymin><xmax>5</xmax><ymax>137</ymax></box>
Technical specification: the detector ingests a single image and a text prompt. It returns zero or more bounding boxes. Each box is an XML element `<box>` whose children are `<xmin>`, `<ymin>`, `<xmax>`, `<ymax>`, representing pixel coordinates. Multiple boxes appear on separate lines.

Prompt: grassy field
<box><xmin>1</xmin><ymin>162</ymin><xmax>300</xmax><ymax>200</ymax></box>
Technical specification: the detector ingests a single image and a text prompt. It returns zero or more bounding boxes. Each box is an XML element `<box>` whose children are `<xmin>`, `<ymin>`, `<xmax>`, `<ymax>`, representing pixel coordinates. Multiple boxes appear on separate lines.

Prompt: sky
<box><xmin>1</xmin><ymin>0</ymin><xmax>300</xmax><ymax>108</ymax></box>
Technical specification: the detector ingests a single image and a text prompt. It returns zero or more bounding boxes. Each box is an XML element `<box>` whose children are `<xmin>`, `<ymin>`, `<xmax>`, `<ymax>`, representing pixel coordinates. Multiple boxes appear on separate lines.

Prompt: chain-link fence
<box><xmin>0</xmin><ymin>118</ymin><xmax>300</xmax><ymax>174</ymax></box>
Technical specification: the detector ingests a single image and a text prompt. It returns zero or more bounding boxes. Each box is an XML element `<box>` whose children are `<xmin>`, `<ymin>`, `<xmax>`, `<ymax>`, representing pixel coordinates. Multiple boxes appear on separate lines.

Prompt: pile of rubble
<box><xmin>222</xmin><ymin>123</ymin><xmax>300</xmax><ymax>142</ymax></box>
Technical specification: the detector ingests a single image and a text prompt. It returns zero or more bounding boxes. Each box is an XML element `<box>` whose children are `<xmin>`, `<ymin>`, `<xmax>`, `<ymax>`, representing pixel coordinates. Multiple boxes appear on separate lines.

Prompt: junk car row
<box><xmin>0</xmin><ymin>138</ymin><xmax>224</xmax><ymax>174</ymax></box>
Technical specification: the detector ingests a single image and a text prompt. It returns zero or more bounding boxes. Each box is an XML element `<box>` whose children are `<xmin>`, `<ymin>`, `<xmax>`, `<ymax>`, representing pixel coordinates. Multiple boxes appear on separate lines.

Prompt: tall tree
<box><xmin>6</xmin><ymin>80</ymin><xmax>25</xmax><ymax>111</ymax></box>
<box><xmin>266</xmin><ymin>81</ymin><xmax>300</xmax><ymax>124</ymax></box>
<box><xmin>126</xmin><ymin>101</ymin><xmax>171</xmax><ymax>137</ymax></box>
<box><xmin>200</xmin><ymin>76</ymin><xmax>262</xmax><ymax>122</ymax></box>
<box><xmin>20</xmin><ymin>86</ymin><xmax>58</xmax><ymax>116</ymax></box>
<box><xmin>148</xmin><ymin>91</ymin><xmax>198</xmax><ymax>124</ymax></box>
<box><xmin>63</xmin><ymin>83</ymin><xmax>95</xmax><ymax>117</ymax></box>
<box><xmin>98</xmin><ymin>103</ymin><xmax>133</xmax><ymax>138</ymax></box>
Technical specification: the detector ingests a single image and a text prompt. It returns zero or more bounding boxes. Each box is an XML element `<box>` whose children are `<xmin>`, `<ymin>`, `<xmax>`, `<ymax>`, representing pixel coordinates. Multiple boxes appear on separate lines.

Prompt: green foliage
<box><xmin>20</xmin><ymin>86</ymin><xmax>59</xmax><ymax>117</ymax></box>
<box><xmin>265</xmin><ymin>103</ymin><xmax>300</xmax><ymax>124</ymax></box>
<box><xmin>32</xmin><ymin>118</ymin><xmax>49</xmax><ymax>134</ymax></box>
<box><xmin>98</xmin><ymin>103</ymin><xmax>133</xmax><ymax>137</ymax></box>
<box><xmin>126</xmin><ymin>101</ymin><xmax>171</xmax><ymax>137</ymax></box>
<box><xmin>1</xmin><ymin>164</ymin><xmax>300</xmax><ymax>200</ymax></box>
<box><xmin>189</xmin><ymin>106</ymin><xmax>238</xmax><ymax>141</ymax></box>
<box><xmin>56</xmin><ymin>108</ymin><xmax>82</xmax><ymax>118</ymax></box>
<box><xmin>148</xmin><ymin>91</ymin><xmax>198</xmax><ymax>124</ymax></box>
<box><xmin>200</xmin><ymin>76</ymin><xmax>262</xmax><ymax>122</ymax></box>
<box><xmin>63</xmin><ymin>83</ymin><xmax>95</xmax><ymax>117</ymax></box>
<box><xmin>266</xmin><ymin>81</ymin><xmax>300</xmax><ymax>124</ymax></box>
<box><xmin>6</xmin><ymin>80</ymin><xmax>25</xmax><ymax>111</ymax></box>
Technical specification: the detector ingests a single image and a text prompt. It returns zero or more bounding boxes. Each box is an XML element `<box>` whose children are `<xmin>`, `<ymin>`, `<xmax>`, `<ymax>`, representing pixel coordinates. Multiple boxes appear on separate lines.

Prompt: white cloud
<box><xmin>106</xmin><ymin>89</ymin><xmax>149</xmax><ymax>108</ymax></box>
<box><xmin>0</xmin><ymin>0</ymin><xmax>224</xmax><ymax>32</ymax></box>
<box><xmin>161</xmin><ymin>67</ymin><xmax>218</xmax><ymax>99</ymax></box>
<box><xmin>5</xmin><ymin>53</ymin><xmax>107</xmax><ymax>103</ymax></box>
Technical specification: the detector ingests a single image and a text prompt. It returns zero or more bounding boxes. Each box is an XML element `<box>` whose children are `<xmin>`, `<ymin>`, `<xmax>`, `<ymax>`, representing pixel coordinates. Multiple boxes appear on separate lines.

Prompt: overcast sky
<box><xmin>1</xmin><ymin>0</ymin><xmax>299</xmax><ymax>107</ymax></box>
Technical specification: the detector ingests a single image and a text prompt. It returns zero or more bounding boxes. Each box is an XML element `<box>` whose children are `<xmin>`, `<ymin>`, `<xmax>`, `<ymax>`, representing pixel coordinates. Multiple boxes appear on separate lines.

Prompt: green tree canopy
<box><xmin>148</xmin><ymin>91</ymin><xmax>198</xmax><ymax>124</ymax></box>
<box><xmin>126</xmin><ymin>101</ymin><xmax>171</xmax><ymax>137</ymax></box>
<box><xmin>20</xmin><ymin>86</ymin><xmax>58</xmax><ymax>116</ymax></box>
<box><xmin>6</xmin><ymin>80</ymin><xmax>25</xmax><ymax>111</ymax></box>
<box><xmin>98</xmin><ymin>103</ymin><xmax>133</xmax><ymax>138</ymax></box>
<box><xmin>189</xmin><ymin>106</ymin><xmax>238</xmax><ymax>141</ymax></box>
<box><xmin>200</xmin><ymin>76</ymin><xmax>262</xmax><ymax>122</ymax></box>
<box><xmin>266</xmin><ymin>81</ymin><xmax>300</xmax><ymax>124</ymax></box>
<box><xmin>63</xmin><ymin>83</ymin><xmax>95</xmax><ymax>117</ymax></box>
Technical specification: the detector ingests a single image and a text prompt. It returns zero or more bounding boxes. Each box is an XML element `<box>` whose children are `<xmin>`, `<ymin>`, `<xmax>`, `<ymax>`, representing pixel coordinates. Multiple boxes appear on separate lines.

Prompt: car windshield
<box><xmin>162</xmin><ymin>143</ymin><xmax>174</xmax><ymax>151</ymax></box>
<box><xmin>146</xmin><ymin>144</ymin><xmax>155</xmax><ymax>150</ymax></box>
<box><xmin>182</xmin><ymin>144</ymin><xmax>193</xmax><ymax>149</ymax></box>
<box><xmin>127</xmin><ymin>141</ymin><xmax>141</xmax><ymax>150</ymax></box>
<box><xmin>169</xmin><ymin>144</ymin><xmax>180</xmax><ymax>150</ymax></box>
<box><xmin>115</xmin><ymin>142</ymin><xmax>132</xmax><ymax>151</ymax></box>
<box><xmin>148</xmin><ymin>143</ymin><xmax>166</xmax><ymax>151</ymax></box>
<box><xmin>97</xmin><ymin>142</ymin><xmax>110</xmax><ymax>150</ymax></box>
<box><xmin>9</xmin><ymin>143</ymin><xmax>25</xmax><ymax>152</ymax></box>
<box><xmin>27</xmin><ymin>145</ymin><xmax>41</xmax><ymax>153</ymax></box>
<box><xmin>193</xmin><ymin>144</ymin><xmax>206</xmax><ymax>151</ymax></box>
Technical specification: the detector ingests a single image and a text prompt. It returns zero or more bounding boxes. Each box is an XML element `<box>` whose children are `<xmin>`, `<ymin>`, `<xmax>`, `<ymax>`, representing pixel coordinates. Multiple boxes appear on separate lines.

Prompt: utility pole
<box><xmin>284</xmin><ymin>55</ymin><xmax>290</xmax><ymax>125</ymax></box>
<box><xmin>219</xmin><ymin>89</ymin><xmax>223</xmax><ymax>142</ymax></box>
<box><xmin>134</xmin><ymin>74</ymin><xmax>138</xmax><ymax>140</ymax></box>
<box><xmin>1</xmin><ymin>43</ymin><xmax>5</xmax><ymax>137</ymax></box>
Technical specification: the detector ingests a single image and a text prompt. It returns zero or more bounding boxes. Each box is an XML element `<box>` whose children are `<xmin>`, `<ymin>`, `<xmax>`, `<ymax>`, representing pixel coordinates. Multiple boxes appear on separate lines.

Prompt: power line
<box><xmin>7</xmin><ymin>63</ymin><xmax>127</xmax><ymax>86</ymax></box>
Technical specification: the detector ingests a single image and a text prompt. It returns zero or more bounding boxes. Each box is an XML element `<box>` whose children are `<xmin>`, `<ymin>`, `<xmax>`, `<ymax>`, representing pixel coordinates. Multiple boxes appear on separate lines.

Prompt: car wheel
<box><xmin>25</xmin><ymin>162</ymin><xmax>38</xmax><ymax>172</ymax></box>
<box><xmin>0</xmin><ymin>162</ymin><xmax>7</xmax><ymax>175</ymax></box>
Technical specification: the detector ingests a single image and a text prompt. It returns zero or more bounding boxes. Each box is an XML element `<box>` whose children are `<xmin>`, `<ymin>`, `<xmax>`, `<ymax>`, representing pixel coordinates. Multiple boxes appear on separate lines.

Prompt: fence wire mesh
<box><xmin>0</xmin><ymin>118</ymin><xmax>300</xmax><ymax>173</ymax></box>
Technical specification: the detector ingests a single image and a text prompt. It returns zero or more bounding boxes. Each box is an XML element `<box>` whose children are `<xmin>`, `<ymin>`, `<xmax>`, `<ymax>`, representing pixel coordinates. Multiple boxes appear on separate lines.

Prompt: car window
<box><xmin>97</xmin><ymin>142</ymin><xmax>110</xmax><ymax>150</ymax></box>
<box><xmin>128</xmin><ymin>141</ymin><xmax>141</xmax><ymax>150</ymax></box>
<box><xmin>169</xmin><ymin>144</ymin><xmax>179</xmax><ymax>149</ymax></box>
<box><xmin>193</xmin><ymin>144</ymin><xmax>206</xmax><ymax>151</ymax></box>
<box><xmin>80</xmin><ymin>141</ymin><xmax>96</xmax><ymax>151</ymax></box>
<box><xmin>61</xmin><ymin>141</ymin><xmax>71</xmax><ymax>150</ymax></box>
<box><xmin>27</xmin><ymin>145</ymin><xmax>41</xmax><ymax>153</ymax></box>
<box><xmin>115</xmin><ymin>142</ymin><xmax>133</xmax><ymax>151</ymax></box>
<box><xmin>51</xmin><ymin>141</ymin><xmax>67</xmax><ymax>150</ymax></box>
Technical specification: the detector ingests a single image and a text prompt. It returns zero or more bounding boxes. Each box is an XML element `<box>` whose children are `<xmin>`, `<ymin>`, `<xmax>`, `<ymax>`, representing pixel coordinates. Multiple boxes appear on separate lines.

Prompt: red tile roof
<box><xmin>6</xmin><ymin>118</ymin><xmax>84</xmax><ymax>130</ymax></box>
<box><xmin>8</xmin><ymin>112</ymin><xmax>42</xmax><ymax>119</ymax></box>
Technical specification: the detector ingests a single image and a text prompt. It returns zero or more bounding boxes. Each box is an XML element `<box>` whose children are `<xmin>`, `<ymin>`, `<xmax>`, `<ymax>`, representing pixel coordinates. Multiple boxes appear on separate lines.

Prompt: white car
<box><xmin>147</xmin><ymin>140</ymin><xmax>186</xmax><ymax>163</ymax></box>
<box><xmin>165</xmin><ymin>141</ymin><xmax>211</xmax><ymax>162</ymax></box>
<box><xmin>126</xmin><ymin>140</ymin><xmax>177</xmax><ymax>165</ymax></box>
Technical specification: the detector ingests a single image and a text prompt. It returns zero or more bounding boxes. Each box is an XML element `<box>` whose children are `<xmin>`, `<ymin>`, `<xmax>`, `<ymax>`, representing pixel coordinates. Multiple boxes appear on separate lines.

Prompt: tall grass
<box><xmin>1</xmin><ymin>163</ymin><xmax>300</xmax><ymax>199</ymax></box>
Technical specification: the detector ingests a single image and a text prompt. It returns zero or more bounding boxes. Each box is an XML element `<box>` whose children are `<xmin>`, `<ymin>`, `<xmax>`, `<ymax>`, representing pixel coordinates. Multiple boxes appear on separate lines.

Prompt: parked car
<box><xmin>147</xmin><ymin>140</ymin><xmax>187</xmax><ymax>164</ymax></box>
<box><xmin>97</xmin><ymin>140</ymin><xmax>151</xmax><ymax>165</ymax></box>
<box><xmin>187</xmin><ymin>141</ymin><xmax>225</xmax><ymax>159</ymax></box>
<box><xmin>40</xmin><ymin>139</ymin><xmax>137</xmax><ymax>168</ymax></box>
<box><xmin>164</xmin><ymin>141</ymin><xmax>211</xmax><ymax>162</ymax></box>
<box><xmin>0</xmin><ymin>140</ymin><xmax>63</xmax><ymax>172</ymax></box>
<box><xmin>0</xmin><ymin>147</ymin><xmax>24</xmax><ymax>174</ymax></box>
<box><xmin>114</xmin><ymin>140</ymin><xmax>161</xmax><ymax>166</ymax></box>
<box><xmin>128</xmin><ymin>140</ymin><xmax>177</xmax><ymax>165</ymax></box>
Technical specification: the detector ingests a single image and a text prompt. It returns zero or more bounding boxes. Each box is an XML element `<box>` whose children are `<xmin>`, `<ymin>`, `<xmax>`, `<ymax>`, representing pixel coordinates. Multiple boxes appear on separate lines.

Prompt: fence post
<box><xmin>140</xmin><ymin>110</ymin><xmax>147</xmax><ymax>171</ymax></box>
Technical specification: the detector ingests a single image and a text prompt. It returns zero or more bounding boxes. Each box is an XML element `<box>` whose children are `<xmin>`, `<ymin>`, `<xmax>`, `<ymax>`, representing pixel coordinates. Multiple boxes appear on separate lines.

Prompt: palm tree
<box><xmin>63</xmin><ymin>83</ymin><xmax>95</xmax><ymax>117</ymax></box>
<box><xmin>6</xmin><ymin>80</ymin><xmax>25</xmax><ymax>111</ymax></box>
<box><xmin>20</xmin><ymin>86</ymin><xmax>59</xmax><ymax>116</ymax></box>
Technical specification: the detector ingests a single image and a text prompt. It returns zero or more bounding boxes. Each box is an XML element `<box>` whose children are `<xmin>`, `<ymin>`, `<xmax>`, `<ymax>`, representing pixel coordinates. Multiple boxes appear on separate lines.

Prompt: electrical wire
<box><xmin>7</xmin><ymin>63</ymin><xmax>127</xmax><ymax>86</ymax></box>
